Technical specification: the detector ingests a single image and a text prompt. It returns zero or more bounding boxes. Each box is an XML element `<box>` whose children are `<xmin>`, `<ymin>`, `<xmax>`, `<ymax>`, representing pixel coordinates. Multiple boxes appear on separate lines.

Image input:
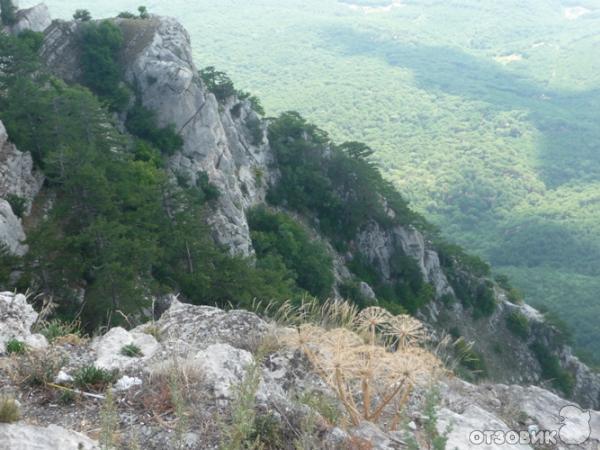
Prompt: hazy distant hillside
<box><xmin>27</xmin><ymin>0</ymin><xmax>600</xmax><ymax>360</ymax></box>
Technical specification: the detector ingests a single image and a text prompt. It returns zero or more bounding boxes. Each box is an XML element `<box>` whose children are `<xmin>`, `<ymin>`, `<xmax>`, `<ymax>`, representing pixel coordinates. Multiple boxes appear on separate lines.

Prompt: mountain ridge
<box><xmin>0</xmin><ymin>6</ymin><xmax>598</xmax><ymax>449</ymax></box>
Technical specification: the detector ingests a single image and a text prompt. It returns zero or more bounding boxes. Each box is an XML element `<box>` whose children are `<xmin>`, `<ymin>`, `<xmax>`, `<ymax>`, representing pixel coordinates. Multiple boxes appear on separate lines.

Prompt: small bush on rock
<box><xmin>38</xmin><ymin>319</ymin><xmax>80</xmax><ymax>343</ymax></box>
<box><xmin>74</xmin><ymin>365</ymin><xmax>118</xmax><ymax>391</ymax></box>
<box><xmin>5</xmin><ymin>339</ymin><xmax>27</xmax><ymax>355</ymax></box>
<box><xmin>120</xmin><ymin>343</ymin><xmax>143</xmax><ymax>357</ymax></box>
<box><xmin>17</xmin><ymin>348</ymin><xmax>66</xmax><ymax>387</ymax></box>
<box><xmin>73</xmin><ymin>9</ymin><xmax>92</xmax><ymax>22</ymax></box>
<box><xmin>531</xmin><ymin>341</ymin><xmax>574</xmax><ymax>396</ymax></box>
<box><xmin>6</xmin><ymin>194</ymin><xmax>26</xmax><ymax>218</ymax></box>
<box><xmin>506</xmin><ymin>310</ymin><xmax>530</xmax><ymax>339</ymax></box>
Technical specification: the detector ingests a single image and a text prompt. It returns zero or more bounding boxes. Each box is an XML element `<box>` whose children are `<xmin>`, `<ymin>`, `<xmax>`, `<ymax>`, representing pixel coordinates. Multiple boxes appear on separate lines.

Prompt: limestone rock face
<box><xmin>119</xmin><ymin>17</ymin><xmax>275</xmax><ymax>255</ymax></box>
<box><xmin>91</xmin><ymin>326</ymin><xmax>160</xmax><ymax>371</ymax></box>
<box><xmin>0</xmin><ymin>423</ymin><xmax>98</xmax><ymax>450</ymax></box>
<box><xmin>194</xmin><ymin>343</ymin><xmax>254</xmax><ymax>401</ymax></box>
<box><xmin>39</xmin><ymin>20</ymin><xmax>82</xmax><ymax>83</ymax></box>
<box><xmin>150</xmin><ymin>299</ymin><xmax>269</xmax><ymax>354</ymax></box>
<box><xmin>440</xmin><ymin>379</ymin><xmax>600</xmax><ymax>450</ymax></box>
<box><xmin>0</xmin><ymin>121</ymin><xmax>43</xmax><ymax>213</ymax></box>
<box><xmin>0</xmin><ymin>200</ymin><xmax>26</xmax><ymax>256</ymax></box>
<box><xmin>0</xmin><ymin>292</ymin><xmax>47</xmax><ymax>354</ymax></box>
<box><xmin>41</xmin><ymin>16</ymin><xmax>275</xmax><ymax>255</ymax></box>
<box><xmin>10</xmin><ymin>3</ymin><xmax>52</xmax><ymax>34</ymax></box>
<box><xmin>355</xmin><ymin>220</ymin><xmax>454</xmax><ymax>298</ymax></box>
<box><xmin>0</xmin><ymin>121</ymin><xmax>43</xmax><ymax>256</ymax></box>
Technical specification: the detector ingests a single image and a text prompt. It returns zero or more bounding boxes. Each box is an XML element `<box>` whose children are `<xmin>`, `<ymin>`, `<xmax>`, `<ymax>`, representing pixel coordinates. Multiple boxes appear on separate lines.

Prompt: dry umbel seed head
<box><xmin>279</xmin><ymin>300</ymin><xmax>444</xmax><ymax>428</ymax></box>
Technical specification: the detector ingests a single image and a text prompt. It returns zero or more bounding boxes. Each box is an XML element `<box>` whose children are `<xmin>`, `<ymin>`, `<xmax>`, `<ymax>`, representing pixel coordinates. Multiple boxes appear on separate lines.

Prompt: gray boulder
<box><xmin>10</xmin><ymin>3</ymin><xmax>52</xmax><ymax>34</ymax></box>
<box><xmin>91</xmin><ymin>326</ymin><xmax>160</xmax><ymax>371</ymax></box>
<box><xmin>0</xmin><ymin>423</ymin><xmax>98</xmax><ymax>450</ymax></box>
<box><xmin>0</xmin><ymin>292</ymin><xmax>47</xmax><ymax>353</ymax></box>
<box><xmin>0</xmin><ymin>120</ymin><xmax>43</xmax><ymax>212</ymax></box>
<box><xmin>0</xmin><ymin>200</ymin><xmax>26</xmax><ymax>256</ymax></box>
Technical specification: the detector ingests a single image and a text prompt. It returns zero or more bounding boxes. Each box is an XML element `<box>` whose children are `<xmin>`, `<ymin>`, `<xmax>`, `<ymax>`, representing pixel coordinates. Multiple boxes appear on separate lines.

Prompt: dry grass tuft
<box><xmin>0</xmin><ymin>396</ymin><xmax>20</xmax><ymax>423</ymax></box>
<box><xmin>140</xmin><ymin>356</ymin><xmax>206</xmax><ymax>433</ymax></box>
<box><xmin>14</xmin><ymin>347</ymin><xmax>67</xmax><ymax>388</ymax></box>
<box><xmin>280</xmin><ymin>303</ymin><xmax>444</xmax><ymax>428</ymax></box>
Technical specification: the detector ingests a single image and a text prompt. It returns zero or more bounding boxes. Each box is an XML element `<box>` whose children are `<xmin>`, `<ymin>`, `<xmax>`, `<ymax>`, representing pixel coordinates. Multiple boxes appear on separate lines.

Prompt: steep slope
<box><xmin>42</xmin><ymin>16</ymin><xmax>274</xmax><ymax>255</ymax></box>
<box><xmin>0</xmin><ymin>6</ymin><xmax>598</xmax><ymax>411</ymax></box>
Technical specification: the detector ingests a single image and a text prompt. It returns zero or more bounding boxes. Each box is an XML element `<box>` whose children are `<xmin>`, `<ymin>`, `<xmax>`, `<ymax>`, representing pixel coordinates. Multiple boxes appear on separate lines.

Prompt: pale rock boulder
<box><xmin>91</xmin><ymin>326</ymin><xmax>160</xmax><ymax>370</ymax></box>
<box><xmin>0</xmin><ymin>121</ymin><xmax>43</xmax><ymax>210</ymax></box>
<box><xmin>438</xmin><ymin>405</ymin><xmax>532</xmax><ymax>450</ymax></box>
<box><xmin>194</xmin><ymin>343</ymin><xmax>253</xmax><ymax>401</ymax></box>
<box><xmin>150</xmin><ymin>299</ymin><xmax>268</xmax><ymax>355</ymax></box>
<box><xmin>0</xmin><ymin>292</ymin><xmax>47</xmax><ymax>353</ymax></box>
<box><xmin>9</xmin><ymin>3</ymin><xmax>52</xmax><ymax>34</ymax></box>
<box><xmin>0</xmin><ymin>199</ymin><xmax>26</xmax><ymax>256</ymax></box>
<box><xmin>0</xmin><ymin>423</ymin><xmax>98</xmax><ymax>450</ymax></box>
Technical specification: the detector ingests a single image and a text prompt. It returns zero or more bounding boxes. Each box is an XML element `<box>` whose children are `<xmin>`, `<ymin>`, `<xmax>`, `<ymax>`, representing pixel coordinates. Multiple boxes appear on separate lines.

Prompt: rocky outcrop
<box><xmin>439</xmin><ymin>378</ymin><xmax>600</xmax><ymax>450</ymax></box>
<box><xmin>0</xmin><ymin>200</ymin><xmax>26</xmax><ymax>256</ymax></box>
<box><xmin>355</xmin><ymin>220</ymin><xmax>454</xmax><ymax>299</ymax></box>
<box><xmin>0</xmin><ymin>120</ymin><xmax>43</xmax><ymax>256</ymax></box>
<box><xmin>119</xmin><ymin>17</ymin><xmax>275</xmax><ymax>255</ymax></box>
<box><xmin>1</xmin><ymin>297</ymin><xmax>598</xmax><ymax>449</ymax></box>
<box><xmin>0</xmin><ymin>292</ymin><xmax>47</xmax><ymax>353</ymax></box>
<box><xmin>0</xmin><ymin>121</ymin><xmax>43</xmax><ymax>214</ymax></box>
<box><xmin>9</xmin><ymin>3</ymin><xmax>51</xmax><ymax>34</ymax></box>
<box><xmin>41</xmin><ymin>17</ymin><xmax>275</xmax><ymax>255</ymax></box>
<box><xmin>39</xmin><ymin>20</ymin><xmax>82</xmax><ymax>82</ymax></box>
<box><xmin>91</xmin><ymin>326</ymin><xmax>160</xmax><ymax>371</ymax></box>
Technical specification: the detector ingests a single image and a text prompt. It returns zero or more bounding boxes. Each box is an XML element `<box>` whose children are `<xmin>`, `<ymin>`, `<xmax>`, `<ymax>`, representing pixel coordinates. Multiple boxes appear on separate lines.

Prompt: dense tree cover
<box><xmin>267</xmin><ymin>111</ymin><xmax>426</xmax><ymax>249</ymax></box>
<box><xmin>78</xmin><ymin>20</ymin><xmax>130</xmax><ymax>110</ymax></box>
<box><xmin>0</xmin><ymin>33</ymin><xmax>295</xmax><ymax>328</ymax></box>
<box><xmin>248</xmin><ymin>207</ymin><xmax>334</xmax><ymax>298</ymax></box>
<box><xmin>199</xmin><ymin>66</ymin><xmax>264</xmax><ymax>115</ymax></box>
<box><xmin>267</xmin><ymin>112</ymin><xmax>436</xmax><ymax>313</ymax></box>
<box><xmin>0</xmin><ymin>0</ymin><xmax>16</xmax><ymax>26</ymax></box>
<box><xmin>125</xmin><ymin>103</ymin><xmax>183</xmax><ymax>155</ymax></box>
<box><xmin>65</xmin><ymin>0</ymin><xmax>596</xmax><ymax>361</ymax></box>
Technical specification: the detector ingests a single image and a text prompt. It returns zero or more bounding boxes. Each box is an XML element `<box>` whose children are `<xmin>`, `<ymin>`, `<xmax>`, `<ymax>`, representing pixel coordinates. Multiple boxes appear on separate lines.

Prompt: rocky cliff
<box><xmin>42</xmin><ymin>16</ymin><xmax>275</xmax><ymax>256</ymax></box>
